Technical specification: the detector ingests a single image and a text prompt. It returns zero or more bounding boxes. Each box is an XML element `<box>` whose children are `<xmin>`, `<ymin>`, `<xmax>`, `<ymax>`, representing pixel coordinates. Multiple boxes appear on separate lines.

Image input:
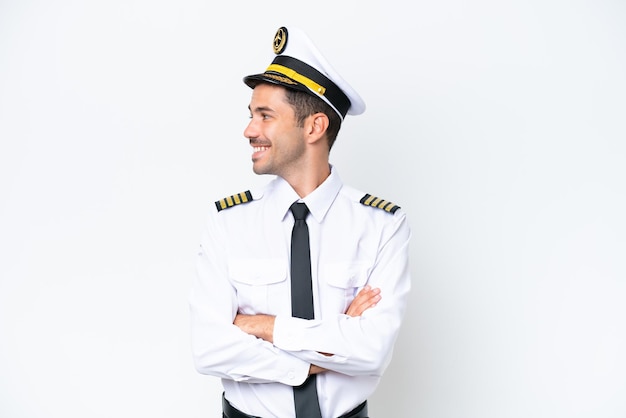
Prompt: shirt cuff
<box><xmin>273</xmin><ymin>315</ymin><xmax>314</xmax><ymax>351</ymax></box>
<box><xmin>275</xmin><ymin>354</ymin><xmax>310</xmax><ymax>386</ymax></box>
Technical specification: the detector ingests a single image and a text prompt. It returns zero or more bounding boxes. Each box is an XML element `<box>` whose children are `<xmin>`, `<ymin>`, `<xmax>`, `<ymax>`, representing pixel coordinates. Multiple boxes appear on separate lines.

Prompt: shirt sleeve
<box><xmin>189</xmin><ymin>211</ymin><xmax>310</xmax><ymax>386</ymax></box>
<box><xmin>273</xmin><ymin>211</ymin><xmax>412</xmax><ymax>377</ymax></box>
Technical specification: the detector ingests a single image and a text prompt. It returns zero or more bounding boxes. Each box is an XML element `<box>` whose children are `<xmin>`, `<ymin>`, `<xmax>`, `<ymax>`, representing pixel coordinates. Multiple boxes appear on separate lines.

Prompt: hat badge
<box><xmin>273</xmin><ymin>27</ymin><xmax>288</xmax><ymax>55</ymax></box>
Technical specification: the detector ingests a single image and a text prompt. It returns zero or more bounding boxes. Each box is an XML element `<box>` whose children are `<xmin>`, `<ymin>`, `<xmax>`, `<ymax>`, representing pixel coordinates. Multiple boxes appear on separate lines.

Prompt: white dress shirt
<box><xmin>189</xmin><ymin>167</ymin><xmax>411</xmax><ymax>418</ymax></box>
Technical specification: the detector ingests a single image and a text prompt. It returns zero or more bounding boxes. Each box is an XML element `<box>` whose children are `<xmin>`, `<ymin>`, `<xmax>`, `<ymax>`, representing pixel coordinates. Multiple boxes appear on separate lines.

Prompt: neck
<box><xmin>284</xmin><ymin>163</ymin><xmax>331</xmax><ymax>198</ymax></box>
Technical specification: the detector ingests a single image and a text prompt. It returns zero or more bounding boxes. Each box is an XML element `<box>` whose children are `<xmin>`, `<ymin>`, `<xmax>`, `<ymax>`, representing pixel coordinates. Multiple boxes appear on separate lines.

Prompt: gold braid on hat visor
<box><xmin>262</xmin><ymin>55</ymin><xmax>351</xmax><ymax>118</ymax></box>
<box><xmin>265</xmin><ymin>64</ymin><xmax>326</xmax><ymax>95</ymax></box>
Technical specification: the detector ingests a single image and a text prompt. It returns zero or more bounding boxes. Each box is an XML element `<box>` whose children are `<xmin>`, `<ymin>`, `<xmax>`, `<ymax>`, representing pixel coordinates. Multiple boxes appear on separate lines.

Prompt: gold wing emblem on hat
<box><xmin>273</xmin><ymin>27</ymin><xmax>288</xmax><ymax>54</ymax></box>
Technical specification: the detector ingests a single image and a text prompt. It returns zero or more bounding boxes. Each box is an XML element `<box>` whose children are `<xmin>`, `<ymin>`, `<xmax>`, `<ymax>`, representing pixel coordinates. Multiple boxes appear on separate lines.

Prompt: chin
<box><xmin>252</xmin><ymin>164</ymin><xmax>269</xmax><ymax>175</ymax></box>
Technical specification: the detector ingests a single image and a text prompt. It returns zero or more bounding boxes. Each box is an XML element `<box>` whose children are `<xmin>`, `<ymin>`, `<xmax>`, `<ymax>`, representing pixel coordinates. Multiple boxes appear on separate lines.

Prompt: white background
<box><xmin>1</xmin><ymin>1</ymin><xmax>625</xmax><ymax>417</ymax></box>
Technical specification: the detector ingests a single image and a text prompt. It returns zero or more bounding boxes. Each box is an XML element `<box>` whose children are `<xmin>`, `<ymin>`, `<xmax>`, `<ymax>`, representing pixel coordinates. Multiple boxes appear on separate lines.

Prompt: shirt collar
<box><xmin>270</xmin><ymin>165</ymin><xmax>343</xmax><ymax>224</ymax></box>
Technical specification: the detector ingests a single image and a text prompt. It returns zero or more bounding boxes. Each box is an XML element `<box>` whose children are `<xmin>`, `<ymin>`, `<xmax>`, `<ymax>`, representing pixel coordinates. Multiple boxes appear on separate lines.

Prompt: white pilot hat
<box><xmin>243</xmin><ymin>26</ymin><xmax>366</xmax><ymax>120</ymax></box>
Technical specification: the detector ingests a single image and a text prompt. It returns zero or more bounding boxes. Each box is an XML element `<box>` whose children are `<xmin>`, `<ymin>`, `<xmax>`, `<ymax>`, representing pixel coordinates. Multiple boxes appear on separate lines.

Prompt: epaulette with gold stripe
<box><xmin>215</xmin><ymin>190</ymin><xmax>253</xmax><ymax>212</ymax></box>
<box><xmin>360</xmin><ymin>193</ymin><xmax>400</xmax><ymax>214</ymax></box>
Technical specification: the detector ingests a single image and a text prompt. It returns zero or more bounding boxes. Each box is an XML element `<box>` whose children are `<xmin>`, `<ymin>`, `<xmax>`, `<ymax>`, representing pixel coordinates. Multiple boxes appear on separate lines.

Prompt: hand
<box><xmin>309</xmin><ymin>364</ymin><xmax>326</xmax><ymax>375</ymax></box>
<box><xmin>345</xmin><ymin>285</ymin><xmax>381</xmax><ymax>317</ymax></box>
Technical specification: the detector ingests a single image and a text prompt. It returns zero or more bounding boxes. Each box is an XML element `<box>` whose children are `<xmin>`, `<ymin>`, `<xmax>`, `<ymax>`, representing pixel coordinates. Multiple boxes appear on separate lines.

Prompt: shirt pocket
<box><xmin>228</xmin><ymin>258</ymin><xmax>288</xmax><ymax>315</ymax></box>
<box><xmin>320</xmin><ymin>261</ymin><xmax>370</xmax><ymax>313</ymax></box>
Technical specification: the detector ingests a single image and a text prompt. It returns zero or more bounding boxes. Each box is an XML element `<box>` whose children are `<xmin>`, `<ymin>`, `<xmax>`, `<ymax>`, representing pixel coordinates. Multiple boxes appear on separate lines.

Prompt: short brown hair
<box><xmin>283</xmin><ymin>88</ymin><xmax>342</xmax><ymax>150</ymax></box>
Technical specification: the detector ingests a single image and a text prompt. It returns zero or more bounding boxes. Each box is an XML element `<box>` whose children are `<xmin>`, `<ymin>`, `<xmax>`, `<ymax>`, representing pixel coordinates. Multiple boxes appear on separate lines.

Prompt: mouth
<box><xmin>251</xmin><ymin>143</ymin><xmax>270</xmax><ymax>161</ymax></box>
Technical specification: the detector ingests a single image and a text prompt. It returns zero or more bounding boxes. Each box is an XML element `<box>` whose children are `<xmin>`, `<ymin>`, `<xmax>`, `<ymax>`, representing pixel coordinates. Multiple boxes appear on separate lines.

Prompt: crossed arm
<box><xmin>233</xmin><ymin>285</ymin><xmax>382</xmax><ymax>375</ymax></box>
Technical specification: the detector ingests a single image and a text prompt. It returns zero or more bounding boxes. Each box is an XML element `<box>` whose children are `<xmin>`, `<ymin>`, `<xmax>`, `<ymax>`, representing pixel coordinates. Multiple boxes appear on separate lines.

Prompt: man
<box><xmin>189</xmin><ymin>26</ymin><xmax>411</xmax><ymax>418</ymax></box>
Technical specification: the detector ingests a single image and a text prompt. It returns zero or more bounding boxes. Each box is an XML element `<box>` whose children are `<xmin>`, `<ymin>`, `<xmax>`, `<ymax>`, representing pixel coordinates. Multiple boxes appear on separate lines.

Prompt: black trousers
<box><xmin>222</xmin><ymin>393</ymin><xmax>369</xmax><ymax>418</ymax></box>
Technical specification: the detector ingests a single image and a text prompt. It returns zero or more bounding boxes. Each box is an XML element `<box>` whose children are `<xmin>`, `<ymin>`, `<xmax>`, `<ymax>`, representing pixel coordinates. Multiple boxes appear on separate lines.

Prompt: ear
<box><xmin>306</xmin><ymin>112</ymin><xmax>329</xmax><ymax>145</ymax></box>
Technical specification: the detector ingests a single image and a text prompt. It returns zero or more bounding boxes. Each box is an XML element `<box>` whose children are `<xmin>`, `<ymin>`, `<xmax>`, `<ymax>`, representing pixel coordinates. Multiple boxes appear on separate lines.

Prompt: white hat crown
<box><xmin>244</xmin><ymin>26</ymin><xmax>365</xmax><ymax>119</ymax></box>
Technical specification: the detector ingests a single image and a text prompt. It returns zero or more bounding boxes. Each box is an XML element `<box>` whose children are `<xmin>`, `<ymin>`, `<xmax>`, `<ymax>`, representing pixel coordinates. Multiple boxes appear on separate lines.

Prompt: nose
<box><xmin>243</xmin><ymin>118</ymin><xmax>258</xmax><ymax>140</ymax></box>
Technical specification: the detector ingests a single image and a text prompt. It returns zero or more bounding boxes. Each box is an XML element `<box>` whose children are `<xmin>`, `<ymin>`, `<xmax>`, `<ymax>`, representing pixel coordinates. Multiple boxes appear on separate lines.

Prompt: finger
<box><xmin>347</xmin><ymin>290</ymin><xmax>371</xmax><ymax>313</ymax></box>
<box><xmin>346</xmin><ymin>288</ymin><xmax>381</xmax><ymax>316</ymax></box>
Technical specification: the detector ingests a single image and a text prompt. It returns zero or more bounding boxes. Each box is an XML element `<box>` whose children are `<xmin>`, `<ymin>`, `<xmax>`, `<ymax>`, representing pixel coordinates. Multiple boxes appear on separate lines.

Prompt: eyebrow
<box><xmin>248</xmin><ymin>105</ymin><xmax>275</xmax><ymax>114</ymax></box>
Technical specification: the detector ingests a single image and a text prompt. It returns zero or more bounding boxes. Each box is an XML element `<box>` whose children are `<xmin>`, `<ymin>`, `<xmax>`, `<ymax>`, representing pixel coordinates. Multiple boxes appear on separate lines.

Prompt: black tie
<box><xmin>289</xmin><ymin>202</ymin><xmax>322</xmax><ymax>418</ymax></box>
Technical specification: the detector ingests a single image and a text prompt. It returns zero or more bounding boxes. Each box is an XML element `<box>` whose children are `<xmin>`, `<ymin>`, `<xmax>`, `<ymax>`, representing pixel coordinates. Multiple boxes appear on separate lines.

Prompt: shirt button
<box><xmin>287</xmin><ymin>370</ymin><xmax>295</xmax><ymax>380</ymax></box>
